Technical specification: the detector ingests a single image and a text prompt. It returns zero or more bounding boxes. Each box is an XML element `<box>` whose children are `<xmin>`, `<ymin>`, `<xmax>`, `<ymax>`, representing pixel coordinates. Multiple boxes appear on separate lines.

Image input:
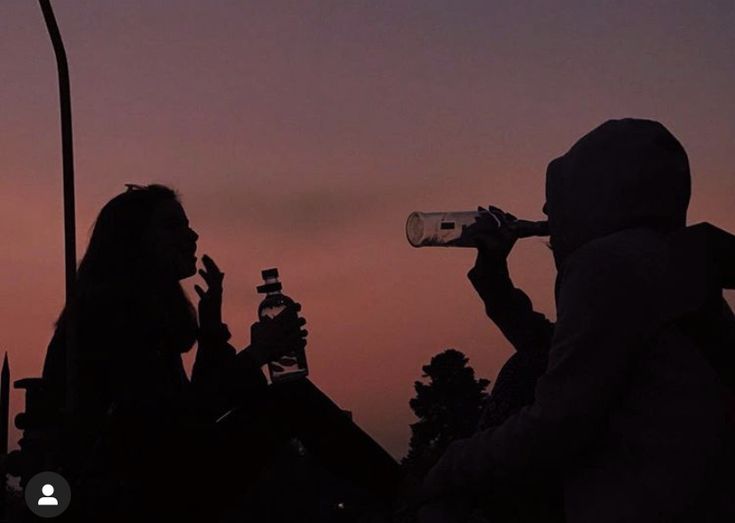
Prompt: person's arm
<box><xmin>468</xmin><ymin>259</ymin><xmax>554</xmax><ymax>355</ymax></box>
<box><xmin>191</xmin><ymin>305</ymin><xmax>309</xmax><ymax>412</ymax></box>
<box><xmin>190</xmin><ymin>255</ymin><xmax>267</xmax><ymax>415</ymax></box>
<box><xmin>191</xmin><ymin>325</ymin><xmax>267</xmax><ymax>417</ymax></box>
<box><xmin>466</xmin><ymin>207</ymin><xmax>554</xmax><ymax>355</ymax></box>
<box><xmin>465</xmin><ymin>208</ymin><xmax>555</xmax><ymax>437</ymax></box>
<box><xmin>423</xmin><ymin>242</ymin><xmax>658</xmax><ymax>495</ymax></box>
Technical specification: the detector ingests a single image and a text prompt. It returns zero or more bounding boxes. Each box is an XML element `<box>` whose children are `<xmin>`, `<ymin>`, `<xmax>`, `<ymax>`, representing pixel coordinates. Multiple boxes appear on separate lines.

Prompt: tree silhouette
<box><xmin>402</xmin><ymin>349</ymin><xmax>490</xmax><ymax>477</ymax></box>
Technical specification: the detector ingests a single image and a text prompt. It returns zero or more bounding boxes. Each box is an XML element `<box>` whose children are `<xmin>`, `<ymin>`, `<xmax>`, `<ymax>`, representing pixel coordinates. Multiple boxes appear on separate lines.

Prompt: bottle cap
<box><xmin>257</xmin><ymin>282</ymin><xmax>282</xmax><ymax>294</ymax></box>
<box><xmin>261</xmin><ymin>268</ymin><xmax>279</xmax><ymax>280</ymax></box>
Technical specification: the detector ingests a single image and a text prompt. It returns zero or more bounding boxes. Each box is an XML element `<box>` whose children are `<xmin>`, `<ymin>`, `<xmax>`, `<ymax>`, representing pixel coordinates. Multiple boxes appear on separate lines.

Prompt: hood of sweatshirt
<box><xmin>544</xmin><ymin>118</ymin><xmax>691</xmax><ymax>269</ymax></box>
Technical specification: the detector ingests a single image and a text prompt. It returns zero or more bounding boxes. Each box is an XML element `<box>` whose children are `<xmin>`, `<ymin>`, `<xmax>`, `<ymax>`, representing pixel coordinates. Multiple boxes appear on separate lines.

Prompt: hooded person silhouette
<box><xmin>418</xmin><ymin>119</ymin><xmax>735</xmax><ymax>523</ymax></box>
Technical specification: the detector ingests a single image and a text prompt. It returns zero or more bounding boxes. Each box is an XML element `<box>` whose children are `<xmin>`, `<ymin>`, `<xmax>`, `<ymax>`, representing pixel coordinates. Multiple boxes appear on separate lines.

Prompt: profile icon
<box><xmin>37</xmin><ymin>484</ymin><xmax>59</xmax><ymax>506</ymax></box>
<box><xmin>25</xmin><ymin>471</ymin><xmax>71</xmax><ymax>518</ymax></box>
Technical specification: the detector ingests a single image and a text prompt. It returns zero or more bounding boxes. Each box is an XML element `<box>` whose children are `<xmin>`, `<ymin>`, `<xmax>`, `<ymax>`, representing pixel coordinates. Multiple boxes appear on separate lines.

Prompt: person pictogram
<box><xmin>37</xmin><ymin>484</ymin><xmax>59</xmax><ymax>506</ymax></box>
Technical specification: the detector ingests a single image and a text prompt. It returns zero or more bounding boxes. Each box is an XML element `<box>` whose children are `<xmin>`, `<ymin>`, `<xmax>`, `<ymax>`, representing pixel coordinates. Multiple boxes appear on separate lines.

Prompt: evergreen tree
<box><xmin>402</xmin><ymin>349</ymin><xmax>490</xmax><ymax>477</ymax></box>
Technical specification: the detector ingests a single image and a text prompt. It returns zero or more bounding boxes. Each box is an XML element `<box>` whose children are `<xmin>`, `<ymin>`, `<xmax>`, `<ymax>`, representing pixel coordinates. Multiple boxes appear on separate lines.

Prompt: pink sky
<box><xmin>1</xmin><ymin>1</ymin><xmax>734</xmax><ymax>457</ymax></box>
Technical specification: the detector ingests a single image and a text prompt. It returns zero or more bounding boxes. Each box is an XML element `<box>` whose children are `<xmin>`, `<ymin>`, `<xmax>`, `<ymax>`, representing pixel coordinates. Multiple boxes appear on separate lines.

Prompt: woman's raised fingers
<box><xmin>198</xmin><ymin>269</ymin><xmax>216</xmax><ymax>288</ymax></box>
<box><xmin>202</xmin><ymin>254</ymin><xmax>223</xmax><ymax>276</ymax></box>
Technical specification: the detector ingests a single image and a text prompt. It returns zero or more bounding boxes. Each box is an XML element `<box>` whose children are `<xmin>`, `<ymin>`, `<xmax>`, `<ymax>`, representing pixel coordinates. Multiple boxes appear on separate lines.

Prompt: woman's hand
<box><xmin>194</xmin><ymin>254</ymin><xmax>229</xmax><ymax>341</ymax></box>
<box><xmin>247</xmin><ymin>303</ymin><xmax>308</xmax><ymax>366</ymax></box>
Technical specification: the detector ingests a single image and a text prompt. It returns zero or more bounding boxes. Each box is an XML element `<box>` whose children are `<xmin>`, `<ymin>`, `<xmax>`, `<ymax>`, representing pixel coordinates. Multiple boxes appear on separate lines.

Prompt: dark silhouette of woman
<box><xmin>41</xmin><ymin>184</ymin><xmax>399</xmax><ymax>522</ymax></box>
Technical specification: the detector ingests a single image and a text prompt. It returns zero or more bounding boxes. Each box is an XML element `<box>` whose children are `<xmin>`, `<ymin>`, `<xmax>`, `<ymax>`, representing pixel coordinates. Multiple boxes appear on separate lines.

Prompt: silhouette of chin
<box><xmin>178</xmin><ymin>259</ymin><xmax>198</xmax><ymax>280</ymax></box>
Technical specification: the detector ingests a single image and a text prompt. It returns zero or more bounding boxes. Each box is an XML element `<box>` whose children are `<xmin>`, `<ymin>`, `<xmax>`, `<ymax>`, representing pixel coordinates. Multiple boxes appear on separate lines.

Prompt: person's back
<box><xmin>558</xmin><ymin>226</ymin><xmax>735</xmax><ymax>521</ymax></box>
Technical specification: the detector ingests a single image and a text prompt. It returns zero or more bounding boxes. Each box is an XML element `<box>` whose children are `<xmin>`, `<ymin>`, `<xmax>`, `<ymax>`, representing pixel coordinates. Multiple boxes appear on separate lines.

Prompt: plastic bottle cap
<box><xmin>261</xmin><ymin>268</ymin><xmax>279</xmax><ymax>279</ymax></box>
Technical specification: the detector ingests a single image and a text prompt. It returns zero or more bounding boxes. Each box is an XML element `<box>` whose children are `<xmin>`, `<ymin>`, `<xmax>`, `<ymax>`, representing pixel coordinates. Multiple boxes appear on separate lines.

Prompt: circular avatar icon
<box><xmin>25</xmin><ymin>471</ymin><xmax>71</xmax><ymax>518</ymax></box>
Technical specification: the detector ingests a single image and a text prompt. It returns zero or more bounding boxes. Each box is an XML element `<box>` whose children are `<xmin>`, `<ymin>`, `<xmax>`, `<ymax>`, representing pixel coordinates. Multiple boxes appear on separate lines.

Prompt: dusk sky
<box><xmin>2</xmin><ymin>1</ymin><xmax>734</xmax><ymax>457</ymax></box>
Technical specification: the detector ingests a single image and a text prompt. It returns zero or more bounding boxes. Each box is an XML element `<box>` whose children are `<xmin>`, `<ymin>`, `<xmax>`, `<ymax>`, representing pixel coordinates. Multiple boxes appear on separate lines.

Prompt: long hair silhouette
<box><xmin>43</xmin><ymin>184</ymin><xmax>198</xmax><ymax>409</ymax></box>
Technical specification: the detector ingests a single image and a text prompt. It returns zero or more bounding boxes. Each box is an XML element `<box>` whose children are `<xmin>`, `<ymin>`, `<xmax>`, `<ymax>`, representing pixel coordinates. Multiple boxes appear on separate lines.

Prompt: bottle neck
<box><xmin>263</xmin><ymin>276</ymin><xmax>283</xmax><ymax>295</ymax></box>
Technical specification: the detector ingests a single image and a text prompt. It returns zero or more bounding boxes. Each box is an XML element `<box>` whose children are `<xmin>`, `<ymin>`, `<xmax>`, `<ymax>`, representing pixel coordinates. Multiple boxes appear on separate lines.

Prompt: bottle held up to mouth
<box><xmin>257</xmin><ymin>268</ymin><xmax>308</xmax><ymax>384</ymax></box>
<box><xmin>406</xmin><ymin>210</ymin><xmax>549</xmax><ymax>248</ymax></box>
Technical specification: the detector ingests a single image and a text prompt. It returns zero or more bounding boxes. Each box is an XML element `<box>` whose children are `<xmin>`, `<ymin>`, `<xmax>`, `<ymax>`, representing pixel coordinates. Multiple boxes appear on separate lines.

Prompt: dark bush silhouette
<box><xmin>403</xmin><ymin>349</ymin><xmax>489</xmax><ymax>477</ymax></box>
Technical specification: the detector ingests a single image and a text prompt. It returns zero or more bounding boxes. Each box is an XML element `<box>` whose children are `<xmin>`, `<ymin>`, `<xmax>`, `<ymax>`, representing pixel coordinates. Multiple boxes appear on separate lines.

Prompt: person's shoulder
<box><xmin>566</xmin><ymin>228</ymin><xmax>666</xmax><ymax>275</ymax></box>
<box><xmin>560</xmin><ymin>228</ymin><xmax>667</xmax><ymax>300</ymax></box>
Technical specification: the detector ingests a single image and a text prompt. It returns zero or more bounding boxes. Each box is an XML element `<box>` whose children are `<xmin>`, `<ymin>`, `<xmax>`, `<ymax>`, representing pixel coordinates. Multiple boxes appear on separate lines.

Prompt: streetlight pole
<box><xmin>38</xmin><ymin>0</ymin><xmax>77</xmax><ymax>421</ymax></box>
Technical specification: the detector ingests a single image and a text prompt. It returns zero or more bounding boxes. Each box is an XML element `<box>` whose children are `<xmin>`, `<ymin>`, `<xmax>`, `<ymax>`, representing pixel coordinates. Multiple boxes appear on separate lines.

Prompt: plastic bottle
<box><xmin>257</xmin><ymin>268</ymin><xmax>308</xmax><ymax>383</ymax></box>
<box><xmin>406</xmin><ymin>210</ymin><xmax>548</xmax><ymax>247</ymax></box>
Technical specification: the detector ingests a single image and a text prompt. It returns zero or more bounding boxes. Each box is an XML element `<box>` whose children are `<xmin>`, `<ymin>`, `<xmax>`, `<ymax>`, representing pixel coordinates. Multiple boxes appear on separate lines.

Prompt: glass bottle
<box><xmin>257</xmin><ymin>268</ymin><xmax>308</xmax><ymax>383</ymax></box>
<box><xmin>406</xmin><ymin>210</ymin><xmax>548</xmax><ymax>248</ymax></box>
